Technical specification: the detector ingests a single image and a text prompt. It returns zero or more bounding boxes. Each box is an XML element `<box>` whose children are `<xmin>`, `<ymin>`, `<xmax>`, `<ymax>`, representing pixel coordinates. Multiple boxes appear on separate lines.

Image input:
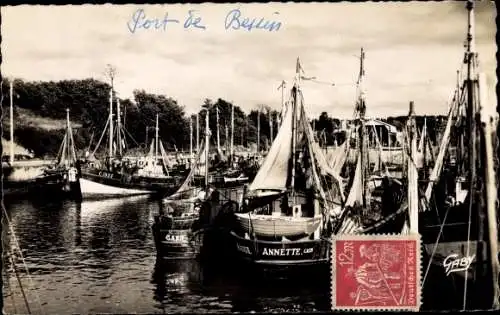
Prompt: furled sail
<box><xmin>423</xmin><ymin>98</ymin><xmax>458</xmax><ymax>208</ymax></box>
<box><xmin>300</xmin><ymin>103</ymin><xmax>346</xmax><ymax>207</ymax></box>
<box><xmin>167</xmin><ymin>140</ymin><xmax>207</xmax><ymax>199</ymax></box>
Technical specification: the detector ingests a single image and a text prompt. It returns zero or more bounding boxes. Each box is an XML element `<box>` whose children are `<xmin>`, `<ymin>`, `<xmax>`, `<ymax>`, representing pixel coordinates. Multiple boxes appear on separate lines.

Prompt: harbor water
<box><xmin>1</xmin><ymin>195</ymin><xmax>331</xmax><ymax>314</ymax></box>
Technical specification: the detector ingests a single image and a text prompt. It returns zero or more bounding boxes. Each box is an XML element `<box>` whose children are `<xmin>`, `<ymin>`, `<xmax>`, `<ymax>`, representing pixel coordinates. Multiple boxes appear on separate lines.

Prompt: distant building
<box><xmin>333</xmin><ymin>119</ymin><xmax>399</xmax><ymax>147</ymax></box>
<box><xmin>365</xmin><ymin>119</ymin><xmax>399</xmax><ymax>147</ymax></box>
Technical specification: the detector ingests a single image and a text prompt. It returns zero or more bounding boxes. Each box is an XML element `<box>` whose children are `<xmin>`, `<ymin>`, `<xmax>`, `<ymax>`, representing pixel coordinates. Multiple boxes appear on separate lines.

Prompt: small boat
<box><xmin>34</xmin><ymin>108</ymin><xmax>82</xmax><ymax>200</ymax></box>
<box><xmin>153</xmin><ymin>110</ymin><xmax>215</xmax><ymax>260</ymax></box>
<box><xmin>223</xmin><ymin>173</ymin><xmax>249</xmax><ymax>185</ymax></box>
<box><xmin>79</xmin><ymin>93</ymin><xmax>183</xmax><ymax>200</ymax></box>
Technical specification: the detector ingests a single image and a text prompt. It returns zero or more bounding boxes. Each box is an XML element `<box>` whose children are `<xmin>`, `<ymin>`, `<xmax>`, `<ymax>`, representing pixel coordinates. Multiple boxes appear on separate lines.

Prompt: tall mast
<box><xmin>196</xmin><ymin>113</ymin><xmax>200</xmax><ymax>153</ymax></box>
<box><xmin>216</xmin><ymin>106</ymin><xmax>221</xmax><ymax>153</ymax></box>
<box><xmin>465</xmin><ymin>0</ymin><xmax>480</xmax><ymax>293</ymax></box>
<box><xmin>278</xmin><ymin>80</ymin><xmax>286</xmax><ymax>128</ymax></box>
<box><xmin>465</xmin><ymin>0</ymin><xmax>476</xmax><ymax>176</ymax></box>
<box><xmin>117</xmin><ymin>98</ymin><xmax>122</xmax><ymax>156</ymax></box>
<box><xmin>105</xmin><ymin>64</ymin><xmax>116</xmax><ymax>159</ymax></box>
<box><xmin>356</xmin><ymin>47</ymin><xmax>367</xmax><ymax>207</ymax></box>
<box><xmin>407</xmin><ymin>101</ymin><xmax>419</xmax><ymax>234</ymax></box>
<box><xmin>290</xmin><ymin>58</ymin><xmax>301</xmax><ymax>193</ymax></box>
<box><xmin>66</xmin><ymin>108</ymin><xmax>71</xmax><ymax>167</ymax></box>
<box><xmin>269</xmin><ymin>110</ymin><xmax>274</xmax><ymax>141</ymax></box>
<box><xmin>108</xmin><ymin>88</ymin><xmax>113</xmax><ymax>158</ymax></box>
<box><xmin>204</xmin><ymin>108</ymin><xmax>210</xmax><ymax>188</ymax></box>
<box><xmin>155</xmin><ymin>113</ymin><xmax>159</xmax><ymax>162</ymax></box>
<box><xmin>257</xmin><ymin>107</ymin><xmax>261</xmax><ymax>153</ymax></box>
<box><xmin>230</xmin><ymin>103</ymin><xmax>234</xmax><ymax>157</ymax></box>
<box><xmin>9</xmin><ymin>80</ymin><xmax>14</xmax><ymax>164</ymax></box>
<box><xmin>189</xmin><ymin>116</ymin><xmax>193</xmax><ymax>159</ymax></box>
<box><xmin>423</xmin><ymin>116</ymin><xmax>428</xmax><ymax>175</ymax></box>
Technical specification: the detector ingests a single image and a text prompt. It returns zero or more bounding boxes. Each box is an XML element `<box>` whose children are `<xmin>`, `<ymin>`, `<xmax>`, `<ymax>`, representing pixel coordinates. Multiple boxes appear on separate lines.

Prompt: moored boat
<box><xmin>418</xmin><ymin>2</ymin><xmax>499</xmax><ymax>310</ymax></box>
<box><xmin>79</xmin><ymin>90</ymin><xmax>183</xmax><ymax>200</ymax></box>
<box><xmin>230</xmin><ymin>59</ymin><xmax>347</xmax><ymax>269</ymax></box>
<box><xmin>153</xmin><ymin>108</ymin><xmax>216</xmax><ymax>260</ymax></box>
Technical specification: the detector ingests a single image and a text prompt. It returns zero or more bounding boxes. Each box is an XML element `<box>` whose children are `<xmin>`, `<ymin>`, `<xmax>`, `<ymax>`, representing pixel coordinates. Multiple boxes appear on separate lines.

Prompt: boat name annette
<box><xmin>262</xmin><ymin>247</ymin><xmax>313</xmax><ymax>256</ymax></box>
<box><xmin>236</xmin><ymin>245</ymin><xmax>314</xmax><ymax>256</ymax></box>
<box><xmin>443</xmin><ymin>253</ymin><xmax>475</xmax><ymax>276</ymax></box>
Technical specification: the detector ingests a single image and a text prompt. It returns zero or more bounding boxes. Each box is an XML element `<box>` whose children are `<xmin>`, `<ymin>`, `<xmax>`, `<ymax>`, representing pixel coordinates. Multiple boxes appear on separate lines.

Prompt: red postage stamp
<box><xmin>331</xmin><ymin>234</ymin><xmax>421</xmax><ymax>311</ymax></box>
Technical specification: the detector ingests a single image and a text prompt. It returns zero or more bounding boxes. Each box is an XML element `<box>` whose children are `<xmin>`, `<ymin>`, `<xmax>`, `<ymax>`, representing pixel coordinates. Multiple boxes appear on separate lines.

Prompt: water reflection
<box><xmin>3</xmin><ymin>196</ymin><xmax>331</xmax><ymax>314</ymax></box>
<box><xmin>150</xmin><ymin>257</ymin><xmax>330</xmax><ymax>313</ymax></box>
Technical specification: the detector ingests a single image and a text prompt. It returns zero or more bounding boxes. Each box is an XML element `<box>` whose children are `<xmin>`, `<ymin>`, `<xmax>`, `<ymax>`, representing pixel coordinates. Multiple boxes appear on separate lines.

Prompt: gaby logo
<box><xmin>443</xmin><ymin>254</ymin><xmax>475</xmax><ymax>276</ymax></box>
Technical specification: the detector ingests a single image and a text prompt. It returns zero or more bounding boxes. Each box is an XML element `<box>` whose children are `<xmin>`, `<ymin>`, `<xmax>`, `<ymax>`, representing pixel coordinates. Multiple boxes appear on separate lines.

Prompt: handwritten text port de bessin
<box><xmin>127</xmin><ymin>8</ymin><xmax>282</xmax><ymax>33</ymax></box>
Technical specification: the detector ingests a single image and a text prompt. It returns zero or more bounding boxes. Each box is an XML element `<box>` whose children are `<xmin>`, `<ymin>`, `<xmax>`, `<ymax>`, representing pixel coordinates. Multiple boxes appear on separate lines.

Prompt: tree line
<box><xmin>1</xmin><ymin>78</ymin><xmax>281</xmax><ymax>158</ymax></box>
<box><xmin>2</xmin><ymin>78</ymin><xmax>448</xmax><ymax>158</ymax></box>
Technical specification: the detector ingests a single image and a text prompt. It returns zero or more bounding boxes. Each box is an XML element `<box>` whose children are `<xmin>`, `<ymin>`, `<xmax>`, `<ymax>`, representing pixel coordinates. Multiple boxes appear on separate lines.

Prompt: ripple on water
<box><xmin>3</xmin><ymin>197</ymin><xmax>331</xmax><ymax>313</ymax></box>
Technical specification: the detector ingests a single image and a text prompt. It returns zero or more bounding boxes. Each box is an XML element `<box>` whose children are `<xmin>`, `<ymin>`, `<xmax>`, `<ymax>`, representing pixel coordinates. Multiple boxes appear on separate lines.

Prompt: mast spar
<box><xmin>216</xmin><ymin>106</ymin><xmax>221</xmax><ymax>153</ymax></box>
<box><xmin>257</xmin><ymin>106</ymin><xmax>261</xmax><ymax>153</ymax></box>
<box><xmin>108</xmin><ymin>88</ymin><xmax>113</xmax><ymax>158</ymax></box>
<box><xmin>356</xmin><ymin>47</ymin><xmax>367</xmax><ymax>208</ymax></box>
<box><xmin>9</xmin><ymin>80</ymin><xmax>14</xmax><ymax>164</ymax></box>
<box><xmin>231</xmin><ymin>103</ymin><xmax>235</xmax><ymax>157</ymax></box>
<box><xmin>290</xmin><ymin>58</ymin><xmax>302</xmax><ymax>193</ymax></box>
<box><xmin>189</xmin><ymin>115</ymin><xmax>193</xmax><ymax>163</ymax></box>
<box><xmin>407</xmin><ymin>101</ymin><xmax>419</xmax><ymax>234</ymax></box>
<box><xmin>204</xmin><ymin>108</ymin><xmax>210</xmax><ymax>188</ymax></box>
<box><xmin>155</xmin><ymin>113</ymin><xmax>159</xmax><ymax>163</ymax></box>
<box><xmin>117</xmin><ymin>98</ymin><xmax>122</xmax><ymax>156</ymax></box>
<box><xmin>196</xmin><ymin>113</ymin><xmax>200</xmax><ymax>153</ymax></box>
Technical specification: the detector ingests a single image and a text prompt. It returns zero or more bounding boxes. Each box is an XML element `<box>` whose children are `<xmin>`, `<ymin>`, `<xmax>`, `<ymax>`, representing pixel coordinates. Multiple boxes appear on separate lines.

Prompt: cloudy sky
<box><xmin>2</xmin><ymin>1</ymin><xmax>496</xmax><ymax>118</ymax></box>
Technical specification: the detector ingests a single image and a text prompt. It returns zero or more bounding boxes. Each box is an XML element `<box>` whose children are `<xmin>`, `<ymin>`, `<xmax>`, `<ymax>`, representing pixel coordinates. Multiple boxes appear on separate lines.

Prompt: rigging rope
<box><xmin>1</xmin><ymin>206</ymin><xmax>45</xmax><ymax>315</ymax></box>
<box><xmin>8</xmin><ymin>252</ymin><xmax>31</xmax><ymax>314</ymax></box>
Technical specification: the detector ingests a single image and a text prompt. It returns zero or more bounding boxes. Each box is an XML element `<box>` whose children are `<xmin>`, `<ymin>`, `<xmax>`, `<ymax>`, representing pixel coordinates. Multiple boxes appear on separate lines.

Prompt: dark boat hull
<box><xmin>230</xmin><ymin>231</ymin><xmax>330</xmax><ymax>269</ymax></box>
<box><xmin>418</xmin><ymin>189</ymin><xmax>499</xmax><ymax>311</ymax></box>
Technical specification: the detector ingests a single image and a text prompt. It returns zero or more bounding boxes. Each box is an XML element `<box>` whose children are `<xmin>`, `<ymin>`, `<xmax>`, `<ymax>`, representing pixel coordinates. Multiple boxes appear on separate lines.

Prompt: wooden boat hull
<box><xmin>234</xmin><ymin>213</ymin><xmax>322</xmax><ymax>238</ymax></box>
<box><xmin>2</xmin><ymin>173</ymin><xmax>81</xmax><ymax>200</ymax></box>
<box><xmin>230</xmin><ymin>231</ymin><xmax>330</xmax><ymax>267</ymax></box>
<box><xmin>79</xmin><ymin>170</ymin><xmax>181</xmax><ymax>199</ymax></box>
<box><xmin>418</xmin><ymin>197</ymin><xmax>498</xmax><ymax>310</ymax></box>
<box><xmin>152</xmin><ymin>215</ymin><xmax>203</xmax><ymax>260</ymax></box>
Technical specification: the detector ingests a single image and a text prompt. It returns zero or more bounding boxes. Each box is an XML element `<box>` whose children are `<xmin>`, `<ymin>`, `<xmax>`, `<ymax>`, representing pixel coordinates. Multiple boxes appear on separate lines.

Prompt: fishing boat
<box><xmin>327</xmin><ymin>48</ymin><xmax>407</xmax><ymax>237</ymax></box>
<box><xmin>229</xmin><ymin>58</ymin><xmax>347</xmax><ymax>269</ymax></box>
<box><xmin>34</xmin><ymin>108</ymin><xmax>82</xmax><ymax>199</ymax></box>
<box><xmin>193</xmin><ymin>103</ymin><xmax>254</xmax><ymax>188</ymax></box>
<box><xmin>418</xmin><ymin>2</ymin><xmax>499</xmax><ymax>310</ymax></box>
<box><xmin>152</xmin><ymin>108</ymin><xmax>215</xmax><ymax>260</ymax></box>
<box><xmin>79</xmin><ymin>88</ymin><xmax>182</xmax><ymax>200</ymax></box>
<box><xmin>2</xmin><ymin>80</ymin><xmax>57</xmax><ymax>198</ymax></box>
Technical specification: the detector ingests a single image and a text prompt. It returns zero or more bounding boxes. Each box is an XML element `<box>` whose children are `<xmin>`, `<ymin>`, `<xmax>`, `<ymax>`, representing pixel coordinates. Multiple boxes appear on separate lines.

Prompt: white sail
<box><xmin>248</xmin><ymin>101</ymin><xmax>294</xmax><ymax>192</ymax></box>
<box><xmin>344</xmin><ymin>153</ymin><xmax>364</xmax><ymax>208</ymax></box>
<box><xmin>416</xmin><ymin>118</ymin><xmax>434</xmax><ymax>168</ymax></box>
